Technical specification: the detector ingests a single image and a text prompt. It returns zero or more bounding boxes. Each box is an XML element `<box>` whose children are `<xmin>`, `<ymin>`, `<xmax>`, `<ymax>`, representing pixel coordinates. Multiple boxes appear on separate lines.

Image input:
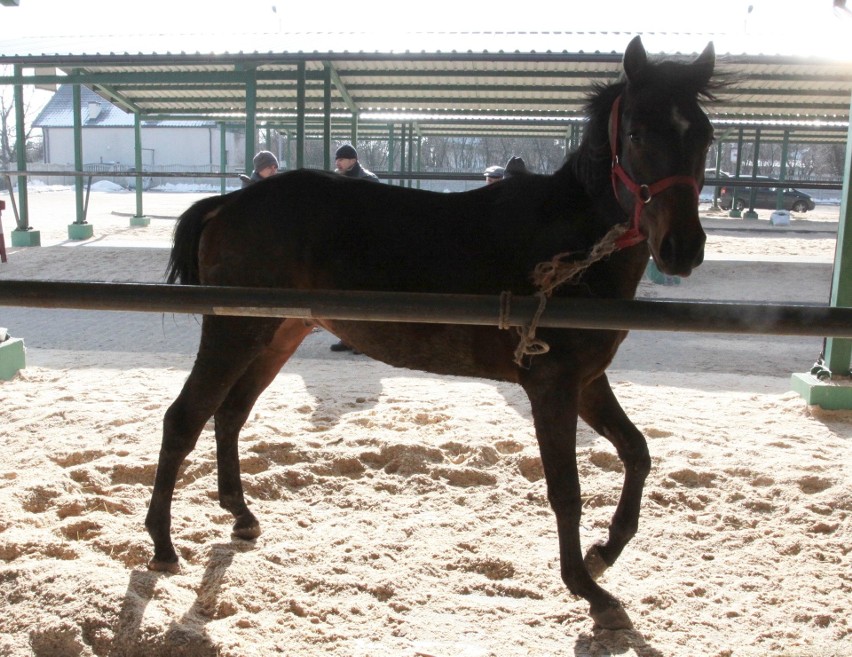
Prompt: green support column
<box><xmin>68</xmin><ymin>80</ymin><xmax>93</xmax><ymax>240</ymax></box>
<box><xmin>130</xmin><ymin>112</ymin><xmax>149</xmax><ymax>226</ymax></box>
<box><xmin>387</xmin><ymin>124</ymin><xmax>395</xmax><ymax>185</ymax></box>
<box><xmin>244</xmin><ymin>70</ymin><xmax>257</xmax><ymax>175</ymax></box>
<box><xmin>399</xmin><ymin>123</ymin><xmax>406</xmax><ymax>187</ymax></box>
<box><xmin>296</xmin><ymin>62</ymin><xmax>305</xmax><ymax>169</ymax></box>
<box><xmin>323</xmin><ymin>64</ymin><xmax>332</xmax><ymax>171</ymax></box>
<box><xmin>791</xmin><ymin>95</ymin><xmax>852</xmax><ymax>409</ymax></box>
<box><xmin>729</xmin><ymin>129</ymin><xmax>744</xmax><ymax>218</ymax></box>
<box><xmin>219</xmin><ymin>122</ymin><xmax>228</xmax><ymax>194</ymax></box>
<box><xmin>415</xmin><ymin>135</ymin><xmax>422</xmax><ymax>190</ymax></box>
<box><xmin>776</xmin><ymin>131</ymin><xmax>790</xmax><ymax>210</ymax></box>
<box><xmin>743</xmin><ymin>128</ymin><xmax>760</xmax><ymax>221</ymax></box>
<box><xmin>10</xmin><ymin>65</ymin><xmax>39</xmax><ymax>247</ymax></box>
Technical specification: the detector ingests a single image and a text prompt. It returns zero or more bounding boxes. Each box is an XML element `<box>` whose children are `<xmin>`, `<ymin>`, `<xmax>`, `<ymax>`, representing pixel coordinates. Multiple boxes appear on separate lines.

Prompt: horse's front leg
<box><xmin>578</xmin><ymin>373</ymin><xmax>651</xmax><ymax>580</ymax></box>
<box><xmin>522</xmin><ymin>372</ymin><xmax>633</xmax><ymax>630</ymax></box>
<box><xmin>214</xmin><ymin>319</ymin><xmax>313</xmax><ymax>540</ymax></box>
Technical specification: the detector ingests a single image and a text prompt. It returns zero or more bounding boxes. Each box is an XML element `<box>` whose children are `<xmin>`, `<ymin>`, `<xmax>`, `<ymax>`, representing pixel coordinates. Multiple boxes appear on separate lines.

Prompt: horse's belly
<box><xmin>319</xmin><ymin>320</ymin><xmax>521</xmax><ymax>383</ymax></box>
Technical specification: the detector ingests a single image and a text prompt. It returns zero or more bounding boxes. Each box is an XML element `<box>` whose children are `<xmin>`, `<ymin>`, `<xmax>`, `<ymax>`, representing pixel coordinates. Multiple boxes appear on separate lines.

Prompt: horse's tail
<box><xmin>166</xmin><ymin>194</ymin><xmax>228</xmax><ymax>285</ymax></box>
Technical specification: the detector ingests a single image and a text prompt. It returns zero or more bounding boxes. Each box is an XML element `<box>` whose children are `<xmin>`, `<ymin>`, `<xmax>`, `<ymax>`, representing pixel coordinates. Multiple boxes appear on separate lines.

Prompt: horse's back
<box><xmin>197</xmin><ymin>169</ymin><xmax>550</xmax><ymax>294</ymax></box>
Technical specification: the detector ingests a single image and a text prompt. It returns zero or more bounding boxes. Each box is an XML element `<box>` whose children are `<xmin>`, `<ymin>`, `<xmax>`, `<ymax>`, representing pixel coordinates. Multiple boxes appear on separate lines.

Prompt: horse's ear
<box><xmin>623</xmin><ymin>36</ymin><xmax>647</xmax><ymax>83</ymax></box>
<box><xmin>692</xmin><ymin>41</ymin><xmax>716</xmax><ymax>86</ymax></box>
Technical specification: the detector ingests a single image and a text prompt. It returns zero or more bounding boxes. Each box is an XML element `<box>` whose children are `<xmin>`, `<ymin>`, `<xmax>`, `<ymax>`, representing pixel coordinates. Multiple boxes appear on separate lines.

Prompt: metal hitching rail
<box><xmin>0</xmin><ymin>280</ymin><xmax>850</xmax><ymax>338</ymax></box>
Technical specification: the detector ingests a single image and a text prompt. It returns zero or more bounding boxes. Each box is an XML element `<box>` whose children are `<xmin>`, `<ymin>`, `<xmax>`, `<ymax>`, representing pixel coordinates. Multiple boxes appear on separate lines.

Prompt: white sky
<box><xmin>0</xmin><ymin>0</ymin><xmax>848</xmax><ymax>43</ymax></box>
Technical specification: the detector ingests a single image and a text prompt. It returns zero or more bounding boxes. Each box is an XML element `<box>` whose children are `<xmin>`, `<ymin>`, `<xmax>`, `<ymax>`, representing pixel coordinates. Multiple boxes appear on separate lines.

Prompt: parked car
<box><xmin>703</xmin><ymin>170</ymin><xmax>815</xmax><ymax>212</ymax></box>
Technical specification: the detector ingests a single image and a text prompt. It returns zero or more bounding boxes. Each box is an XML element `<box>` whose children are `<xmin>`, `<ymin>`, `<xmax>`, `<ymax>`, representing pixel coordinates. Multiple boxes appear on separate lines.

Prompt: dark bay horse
<box><xmin>147</xmin><ymin>36</ymin><xmax>717</xmax><ymax>630</ymax></box>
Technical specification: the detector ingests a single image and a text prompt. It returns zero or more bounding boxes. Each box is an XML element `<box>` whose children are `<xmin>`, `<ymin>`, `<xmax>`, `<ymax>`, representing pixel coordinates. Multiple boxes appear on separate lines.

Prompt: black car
<box><xmin>704</xmin><ymin>170</ymin><xmax>815</xmax><ymax>213</ymax></box>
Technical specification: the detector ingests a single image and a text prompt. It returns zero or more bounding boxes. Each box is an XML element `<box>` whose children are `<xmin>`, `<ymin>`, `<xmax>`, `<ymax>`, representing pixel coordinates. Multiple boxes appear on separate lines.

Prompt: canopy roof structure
<box><xmin>2</xmin><ymin>31</ymin><xmax>852</xmax><ymax>144</ymax></box>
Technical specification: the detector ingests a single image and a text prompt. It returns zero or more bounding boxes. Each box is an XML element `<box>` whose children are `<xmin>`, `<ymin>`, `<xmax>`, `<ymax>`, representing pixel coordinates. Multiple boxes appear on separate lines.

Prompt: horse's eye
<box><xmin>628</xmin><ymin>132</ymin><xmax>641</xmax><ymax>144</ymax></box>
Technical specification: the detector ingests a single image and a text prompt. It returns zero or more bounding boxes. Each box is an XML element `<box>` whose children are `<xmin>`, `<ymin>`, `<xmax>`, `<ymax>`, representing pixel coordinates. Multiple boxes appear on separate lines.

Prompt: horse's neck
<box><xmin>554</xmin><ymin>152</ymin><xmax>628</xmax><ymax>238</ymax></box>
<box><xmin>550</xmin><ymin>156</ymin><xmax>649</xmax><ymax>300</ymax></box>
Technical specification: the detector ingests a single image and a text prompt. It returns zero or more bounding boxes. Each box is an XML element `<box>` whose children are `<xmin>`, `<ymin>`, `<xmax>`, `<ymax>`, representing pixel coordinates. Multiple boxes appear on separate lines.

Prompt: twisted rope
<box><xmin>507</xmin><ymin>223</ymin><xmax>630</xmax><ymax>367</ymax></box>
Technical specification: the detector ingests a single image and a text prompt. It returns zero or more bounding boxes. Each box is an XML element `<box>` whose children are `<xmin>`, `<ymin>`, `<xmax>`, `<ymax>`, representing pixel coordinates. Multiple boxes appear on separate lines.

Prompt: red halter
<box><xmin>608</xmin><ymin>94</ymin><xmax>700</xmax><ymax>250</ymax></box>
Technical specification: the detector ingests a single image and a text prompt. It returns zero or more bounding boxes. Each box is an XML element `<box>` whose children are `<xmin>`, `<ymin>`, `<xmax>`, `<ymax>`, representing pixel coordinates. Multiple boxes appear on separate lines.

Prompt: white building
<box><xmin>33</xmin><ymin>84</ymin><xmax>247</xmax><ymax>172</ymax></box>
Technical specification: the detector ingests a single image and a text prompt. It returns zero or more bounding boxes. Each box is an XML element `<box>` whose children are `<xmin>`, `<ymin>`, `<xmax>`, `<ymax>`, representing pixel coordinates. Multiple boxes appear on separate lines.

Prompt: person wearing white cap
<box><xmin>483</xmin><ymin>165</ymin><xmax>504</xmax><ymax>184</ymax></box>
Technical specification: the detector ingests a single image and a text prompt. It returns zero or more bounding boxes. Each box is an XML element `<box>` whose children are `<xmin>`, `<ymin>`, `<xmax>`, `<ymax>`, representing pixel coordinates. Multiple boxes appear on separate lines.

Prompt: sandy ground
<box><xmin>0</xmin><ymin>187</ymin><xmax>849</xmax><ymax>657</ymax></box>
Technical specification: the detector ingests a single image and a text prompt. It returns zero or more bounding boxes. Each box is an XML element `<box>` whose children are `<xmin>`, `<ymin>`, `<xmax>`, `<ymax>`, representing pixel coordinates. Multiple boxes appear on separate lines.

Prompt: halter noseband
<box><xmin>608</xmin><ymin>94</ymin><xmax>700</xmax><ymax>249</ymax></box>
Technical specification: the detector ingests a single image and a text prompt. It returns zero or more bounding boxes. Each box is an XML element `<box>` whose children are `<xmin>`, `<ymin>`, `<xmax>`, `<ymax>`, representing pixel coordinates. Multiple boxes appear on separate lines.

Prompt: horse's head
<box><xmin>610</xmin><ymin>36</ymin><xmax>716</xmax><ymax>276</ymax></box>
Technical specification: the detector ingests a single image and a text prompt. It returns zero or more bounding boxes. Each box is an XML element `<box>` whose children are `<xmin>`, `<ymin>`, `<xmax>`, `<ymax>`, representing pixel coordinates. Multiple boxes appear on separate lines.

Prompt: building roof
<box><xmin>32</xmin><ymin>84</ymin><xmax>215</xmax><ymax>128</ymax></box>
<box><xmin>4</xmin><ymin>31</ymin><xmax>852</xmax><ymax>143</ymax></box>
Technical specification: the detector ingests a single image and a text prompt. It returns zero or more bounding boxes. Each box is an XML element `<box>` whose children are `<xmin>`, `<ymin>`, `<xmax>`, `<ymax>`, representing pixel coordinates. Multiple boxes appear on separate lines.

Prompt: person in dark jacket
<box><xmin>329</xmin><ymin>144</ymin><xmax>379</xmax><ymax>353</ymax></box>
<box><xmin>240</xmin><ymin>150</ymin><xmax>279</xmax><ymax>187</ymax></box>
<box><xmin>334</xmin><ymin>144</ymin><xmax>380</xmax><ymax>182</ymax></box>
<box><xmin>503</xmin><ymin>156</ymin><xmax>529</xmax><ymax>180</ymax></box>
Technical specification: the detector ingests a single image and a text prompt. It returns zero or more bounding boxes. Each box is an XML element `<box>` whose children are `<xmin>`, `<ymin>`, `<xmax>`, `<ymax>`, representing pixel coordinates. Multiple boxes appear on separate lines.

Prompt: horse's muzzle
<box><xmin>655</xmin><ymin>228</ymin><xmax>706</xmax><ymax>277</ymax></box>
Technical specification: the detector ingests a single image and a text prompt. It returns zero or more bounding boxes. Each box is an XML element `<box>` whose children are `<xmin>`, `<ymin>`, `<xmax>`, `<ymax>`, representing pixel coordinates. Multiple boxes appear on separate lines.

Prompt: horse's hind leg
<box><xmin>146</xmin><ymin>315</ymin><xmax>282</xmax><ymax>573</ymax></box>
<box><xmin>522</xmin><ymin>372</ymin><xmax>633</xmax><ymax>630</ymax></box>
<box><xmin>213</xmin><ymin>319</ymin><xmax>313</xmax><ymax>540</ymax></box>
<box><xmin>578</xmin><ymin>373</ymin><xmax>651</xmax><ymax>580</ymax></box>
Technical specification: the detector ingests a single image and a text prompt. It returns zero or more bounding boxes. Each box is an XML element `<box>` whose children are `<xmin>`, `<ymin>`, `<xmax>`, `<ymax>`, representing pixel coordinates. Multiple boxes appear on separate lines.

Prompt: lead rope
<box><xmin>505</xmin><ymin>222</ymin><xmax>631</xmax><ymax>367</ymax></box>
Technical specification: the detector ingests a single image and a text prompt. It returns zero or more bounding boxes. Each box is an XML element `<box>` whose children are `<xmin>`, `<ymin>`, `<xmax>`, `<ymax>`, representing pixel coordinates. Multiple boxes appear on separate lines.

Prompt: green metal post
<box><xmin>387</xmin><ymin>124</ymin><xmax>395</xmax><ymax>185</ymax></box>
<box><xmin>743</xmin><ymin>128</ymin><xmax>760</xmax><ymax>220</ymax></box>
<box><xmin>296</xmin><ymin>62</ymin><xmax>305</xmax><ymax>169</ymax></box>
<box><xmin>219</xmin><ymin>122</ymin><xmax>228</xmax><ymax>194</ymax></box>
<box><xmin>67</xmin><ymin>79</ymin><xmax>93</xmax><ymax>239</ymax></box>
<box><xmin>350</xmin><ymin>114</ymin><xmax>358</xmax><ymax>150</ymax></box>
<box><xmin>711</xmin><ymin>140</ymin><xmax>722</xmax><ymax>209</ymax></box>
<box><xmin>244</xmin><ymin>70</ymin><xmax>257</xmax><ymax>175</ymax></box>
<box><xmin>13</xmin><ymin>66</ymin><xmax>27</xmax><ymax>230</ymax></box>
<box><xmin>10</xmin><ymin>64</ymin><xmax>39</xmax><ymax>247</ymax></box>
<box><xmin>130</xmin><ymin>112</ymin><xmax>149</xmax><ymax>226</ymax></box>
<box><xmin>777</xmin><ymin>130</ymin><xmax>790</xmax><ymax>211</ymax></box>
<box><xmin>399</xmin><ymin>123</ymin><xmax>406</xmax><ymax>187</ymax></box>
<box><xmin>729</xmin><ymin>129</ymin><xmax>744</xmax><ymax>218</ymax></box>
<box><xmin>323</xmin><ymin>64</ymin><xmax>332</xmax><ymax>171</ymax></box>
<box><xmin>791</xmin><ymin>94</ymin><xmax>852</xmax><ymax>408</ymax></box>
<box><xmin>823</xmin><ymin>108</ymin><xmax>852</xmax><ymax>375</ymax></box>
<box><xmin>415</xmin><ymin>135</ymin><xmax>422</xmax><ymax>189</ymax></box>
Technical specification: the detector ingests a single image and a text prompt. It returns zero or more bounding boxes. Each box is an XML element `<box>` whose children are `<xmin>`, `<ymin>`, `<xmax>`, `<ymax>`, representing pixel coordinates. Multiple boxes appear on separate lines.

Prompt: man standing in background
<box><xmin>329</xmin><ymin>143</ymin><xmax>379</xmax><ymax>353</ymax></box>
<box><xmin>334</xmin><ymin>144</ymin><xmax>380</xmax><ymax>182</ymax></box>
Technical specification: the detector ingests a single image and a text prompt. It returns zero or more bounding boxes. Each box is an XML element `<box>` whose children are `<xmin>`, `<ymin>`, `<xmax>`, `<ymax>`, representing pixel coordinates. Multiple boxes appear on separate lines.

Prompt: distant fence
<box><xmin>0</xmin><ymin>164</ymin><xmax>246</xmax><ymax>190</ymax></box>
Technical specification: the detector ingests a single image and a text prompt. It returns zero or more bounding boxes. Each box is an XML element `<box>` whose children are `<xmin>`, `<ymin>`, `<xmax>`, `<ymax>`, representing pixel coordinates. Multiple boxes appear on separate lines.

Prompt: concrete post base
<box><xmin>790</xmin><ymin>372</ymin><xmax>852</xmax><ymax>410</ymax></box>
<box><xmin>0</xmin><ymin>337</ymin><xmax>26</xmax><ymax>380</ymax></box>
<box><xmin>68</xmin><ymin>223</ymin><xmax>94</xmax><ymax>240</ymax></box>
<box><xmin>11</xmin><ymin>229</ymin><xmax>41</xmax><ymax>247</ymax></box>
<box><xmin>130</xmin><ymin>216</ymin><xmax>151</xmax><ymax>227</ymax></box>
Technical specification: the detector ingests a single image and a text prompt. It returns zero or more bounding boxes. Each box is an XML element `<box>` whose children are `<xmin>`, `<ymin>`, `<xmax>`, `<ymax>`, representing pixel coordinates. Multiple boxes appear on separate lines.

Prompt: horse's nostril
<box><xmin>660</xmin><ymin>235</ymin><xmax>678</xmax><ymax>265</ymax></box>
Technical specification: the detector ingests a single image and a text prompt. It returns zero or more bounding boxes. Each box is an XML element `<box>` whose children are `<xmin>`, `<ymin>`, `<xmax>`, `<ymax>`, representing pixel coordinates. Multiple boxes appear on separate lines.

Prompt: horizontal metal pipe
<box><xmin>0</xmin><ymin>279</ymin><xmax>850</xmax><ymax>338</ymax></box>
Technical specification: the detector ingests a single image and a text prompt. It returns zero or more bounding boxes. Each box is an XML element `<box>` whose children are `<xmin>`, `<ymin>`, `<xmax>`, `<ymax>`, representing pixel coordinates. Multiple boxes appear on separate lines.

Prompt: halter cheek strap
<box><xmin>608</xmin><ymin>94</ymin><xmax>700</xmax><ymax>250</ymax></box>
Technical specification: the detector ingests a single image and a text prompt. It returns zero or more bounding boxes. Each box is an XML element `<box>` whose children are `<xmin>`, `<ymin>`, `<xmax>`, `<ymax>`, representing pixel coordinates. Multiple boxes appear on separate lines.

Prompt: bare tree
<box><xmin>0</xmin><ymin>70</ymin><xmax>45</xmax><ymax>170</ymax></box>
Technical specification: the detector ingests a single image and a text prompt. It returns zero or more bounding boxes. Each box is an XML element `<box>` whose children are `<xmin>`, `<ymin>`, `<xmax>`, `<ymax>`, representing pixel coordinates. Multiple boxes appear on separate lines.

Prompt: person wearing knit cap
<box><xmin>334</xmin><ymin>144</ymin><xmax>379</xmax><ymax>182</ymax></box>
<box><xmin>241</xmin><ymin>150</ymin><xmax>279</xmax><ymax>187</ymax></box>
<box><xmin>503</xmin><ymin>156</ymin><xmax>529</xmax><ymax>180</ymax></box>
<box><xmin>329</xmin><ymin>143</ymin><xmax>379</xmax><ymax>353</ymax></box>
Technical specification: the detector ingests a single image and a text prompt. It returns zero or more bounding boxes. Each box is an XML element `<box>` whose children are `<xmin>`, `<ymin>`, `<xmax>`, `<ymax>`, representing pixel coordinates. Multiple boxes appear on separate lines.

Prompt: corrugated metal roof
<box><xmin>3</xmin><ymin>31</ymin><xmax>852</xmax><ymax>142</ymax></box>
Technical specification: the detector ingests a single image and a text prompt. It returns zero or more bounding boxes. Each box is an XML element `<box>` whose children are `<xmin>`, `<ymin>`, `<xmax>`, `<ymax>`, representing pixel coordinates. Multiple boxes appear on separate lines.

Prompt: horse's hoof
<box><xmin>147</xmin><ymin>557</ymin><xmax>180</xmax><ymax>574</ymax></box>
<box><xmin>583</xmin><ymin>543</ymin><xmax>610</xmax><ymax>581</ymax></box>
<box><xmin>591</xmin><ymin>601</ymin><xmax>633</xmax><ymax>631</ymax></box>
<box><xmin>232</xmin><ymin>517</ymin><xmax>261</xmax><ymax>541</ymax></box>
